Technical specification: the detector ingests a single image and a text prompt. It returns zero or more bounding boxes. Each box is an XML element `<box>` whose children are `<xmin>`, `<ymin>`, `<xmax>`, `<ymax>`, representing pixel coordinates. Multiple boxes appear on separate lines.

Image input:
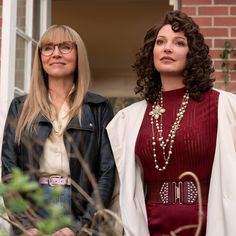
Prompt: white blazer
<box><xmin>107</xmin><ymin>89</ymin><xmax>236</xmax><ymax>236</ymax></box>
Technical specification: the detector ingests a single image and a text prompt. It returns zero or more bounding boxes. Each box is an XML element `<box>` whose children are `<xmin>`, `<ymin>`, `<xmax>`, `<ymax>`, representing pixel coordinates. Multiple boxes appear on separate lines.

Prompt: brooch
<box><xmin>149</xmin><ymin>104</ymin><xmax>165</xmax><ymax>120</ymax></box>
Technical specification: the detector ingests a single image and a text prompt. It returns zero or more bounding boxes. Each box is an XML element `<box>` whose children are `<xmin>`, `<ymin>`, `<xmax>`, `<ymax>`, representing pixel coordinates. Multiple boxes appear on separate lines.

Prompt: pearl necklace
<box><xmin>149</xmin><ymin>90</ymin><xmax>189</xmax><ymax>171</ymax></box>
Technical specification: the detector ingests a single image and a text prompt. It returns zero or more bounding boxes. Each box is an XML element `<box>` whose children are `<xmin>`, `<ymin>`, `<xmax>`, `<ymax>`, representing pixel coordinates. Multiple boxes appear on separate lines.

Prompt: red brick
<box><xmin>214</xmin><ymin>60</ymin><xmax>235</xmax><ymax>70</ymax></box>
<box><xmin>227</xmin><ymin>84</ymin><xmax>236</xmax><ymax>93</ymax></box>
<box><xmin>230</xmin><ymin>7</ymin><xmax>236</xmax><ymax>15</ymax></box>
<box><xmin>214</xmin><ymin>60</ymin><xmax>236</xmax><ymax>71</ymax></box>
<box><xmin>213</xmin><ymin>81</ymin><xmax>222</xmax><ymax>88</ymax></box>
<box><xmin>214</xmin><ymin>39</ymin><xmax>236</xmax><ymax>48</ymax></box>
<box><xmin>214</xmin><ymin>81</ymin><xmax>236</xmax><ymax>93</ymax></box>
<box><xmin>214</xmin><ymin>81</ymin><xmax>227</xmax><ymax>89</ymax></box>
<box><xmin>214</xmin><ymin>60</ymin><xmax>224</xmax><ymax>70</ymax></box>
<box><xmin>192</xmin><ymin>17</ymin><xmax>212</xmax><ymax>26</ymax></box>
<box><xmin>205</xmin><ymin>39</ymin><xmax>213</xmax><ymax>48</ymax></box>
<box><xmin>231</xmin><ymin>28</ymin><xmax>236</xmax><ymax>37</ymax></box>
<box><xmin>181</xmin><ymin>7</ymin><xmax>196</xmax><ymax>16</ymax></box>
<box><xmin>181</xmin><ymin>0</ymin><xmax>211</xmax><ymax>4</ymax></box>
<box><xmin>214</xmin><ymin>17</ymin><xmax>236</xmax><ymax>26</ymax></box>
<box><xmin>231</xmin><ymin>72</ymin><xmax>236</xmax><ymax>81</ymax></box>
<box><xmin>210</xmin><ymin>49</ymin><xmax>224</xmax><ymax>59</ymax></box>
<box><xmin>230</xmin><ymin>60</ymin><xmax>236</xmax><ymax>66</ymax></box>
<box><xmin>201</xmin><ymin>28</ymin><xmax>228</xmax><ymax>37</ymax></box>
<box><xmin>199</xmin><ymin>7</ymin><xmax>228</xmax><ymax>16</ymax></box>
<box><xmin>214</xmin><ymin>72</ymin><xmax>225</xmax><ymax>81</ymax></box>
<box><xmin>215</xmin><ymin>0</ymin><xmax>236</xmax><ymax>3</ymax></box>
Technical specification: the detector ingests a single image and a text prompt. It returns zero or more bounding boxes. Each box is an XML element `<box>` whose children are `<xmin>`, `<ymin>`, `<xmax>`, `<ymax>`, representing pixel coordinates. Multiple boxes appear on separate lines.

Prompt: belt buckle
<box><xmin>48</xmin><ymin>175</ymin><xmax>62</xmax><ymax>186</ymax></box>
<box><xmin>174</xmin><ymin>181</ymin><xmax>182</xmax><ymax>204</ymax></box>
<box><xmin>160</xmin><ymin>181</ymin><xmax>197</xmax><ymax>204</ymax></box>
<box><xmin>160</xmin><ymin>182</ymin><xmax>182</xmax><ymax>204</ymax></box>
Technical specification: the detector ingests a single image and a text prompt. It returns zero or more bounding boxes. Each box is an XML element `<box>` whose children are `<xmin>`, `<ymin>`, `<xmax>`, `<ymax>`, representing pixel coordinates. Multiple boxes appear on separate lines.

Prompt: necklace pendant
<box><xmin>150</xmin><ymin>90</ymin><xmax>190</xmax><ymax>172</ymax></box>
<box><xmin>149</xmin><ymin>104</ymin><xmax>165</xmax><ymax>120</ymax></box>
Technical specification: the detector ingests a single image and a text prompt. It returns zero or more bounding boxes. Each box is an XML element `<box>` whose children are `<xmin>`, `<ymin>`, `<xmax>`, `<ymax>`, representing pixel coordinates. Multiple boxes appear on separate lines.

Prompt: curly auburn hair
<box><xmin>133</xmin><ymin>10</ymin><xmax>215</xmax><ymax>103</ymax></box>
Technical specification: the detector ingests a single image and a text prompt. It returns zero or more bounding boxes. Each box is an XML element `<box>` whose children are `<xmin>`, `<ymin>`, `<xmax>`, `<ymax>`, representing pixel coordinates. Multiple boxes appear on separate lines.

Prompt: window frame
<box><xmin>0</xmin><ymin>0</ymin><xmax>51</xmax><ymax>164</ymax></box>
<box><xmin>0</xmin><ymin>0</ymin><xmax>51</xmax><ymax>108</ymax></box>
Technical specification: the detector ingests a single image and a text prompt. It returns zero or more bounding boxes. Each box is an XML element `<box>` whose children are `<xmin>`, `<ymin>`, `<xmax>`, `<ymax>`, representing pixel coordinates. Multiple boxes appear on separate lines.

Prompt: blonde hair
<box><xmin>15</xmin><ymin>25</ymin><xmax>91</xmax><ymax>142</ymax></box>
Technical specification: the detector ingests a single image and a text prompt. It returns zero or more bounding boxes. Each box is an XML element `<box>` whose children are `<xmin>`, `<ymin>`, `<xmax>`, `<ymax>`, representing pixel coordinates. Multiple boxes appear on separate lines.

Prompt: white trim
<box><xmin>0</xmin><ymin>0</ymin><xmax>17</xmax><ymax>230</ymax></box>
<box><xmin>26</xmin><ymin>0</ymin><xmax>33</xmax><ymax>37</ymax></box>
<box><xmin>40</xmin><ymin>0</ymin><xmax>51</xmax><ymax>36</ymax></box>
<box><xmin>16</xmin><ymin>28</ymin><xmax>37</xmax><ymax>43</ymax></box>
<box><xmin>14</xmin><ymin>87</ymin><xmax>27</xmax><ymax>96</ymax></box>
<box><xmin>169</xmin><ymin>0</ymin><xmax>180</xmax><ymax>10</ymax></box>
<box><xmin>0</xmin><ymin>0</ymin><xmax>17</xmax><ymax>160</ymax></box>
<box><xmin>0</xmin><ymin>0</ymin><xmax>17</xmax><ymax>114</ymax></box>
<box><xmin>0</xmin><ymin>0</ymin><xmax>52</xmax><ymax>163</ymax></box>
<box><xmin>0</xmin><ymin>0</ymin><xmax>51</xmax><ymax>185</ymax></box>
<box><xmin>24</xmin><ymin>0</ymin><xmax>33</xmax><ymax>91</ymax></box>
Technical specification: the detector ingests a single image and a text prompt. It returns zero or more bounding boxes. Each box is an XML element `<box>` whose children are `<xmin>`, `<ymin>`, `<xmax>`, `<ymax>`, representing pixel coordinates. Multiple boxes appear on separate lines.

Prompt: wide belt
<box><xmin>146</xmin><ymin>181</ymin><xmax>202</xmax><ymax>205</ymax></box>
<box><xmin>39</xmin><ymin>176</ymin><xmax>71</xmax><ymax>186</ymax></box>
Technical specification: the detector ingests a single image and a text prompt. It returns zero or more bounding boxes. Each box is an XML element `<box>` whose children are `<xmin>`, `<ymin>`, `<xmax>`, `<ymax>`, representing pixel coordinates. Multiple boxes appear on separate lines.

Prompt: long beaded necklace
<box><xmin>149</xmin><ymin>90</ymin><xmax>189</xmax><ymax>171</ymax></box>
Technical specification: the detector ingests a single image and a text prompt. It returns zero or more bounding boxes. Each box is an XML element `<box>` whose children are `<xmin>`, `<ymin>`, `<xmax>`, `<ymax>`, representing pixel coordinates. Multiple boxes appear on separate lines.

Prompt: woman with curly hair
<box><xmin>107</xmin><ymin>10</ymin><xmax>236</xmax><ymax>236</ymax></box>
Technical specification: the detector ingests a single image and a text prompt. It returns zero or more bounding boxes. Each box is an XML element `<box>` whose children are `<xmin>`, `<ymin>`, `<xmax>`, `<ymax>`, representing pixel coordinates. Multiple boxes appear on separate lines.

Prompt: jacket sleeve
<box><xmin>69</xmin><ymin>100</ymin><xmax>116</xmax><ymax>233</ymax></box>
<box><xmin>1</xmin><ymin>99</ymin><xmax>19</xmax><ymax>179</ymax></box>
<box><xmin>206</xmin><ymin>91</ymin><xmax>236</xmax><ymax>236</ymax></box>
<box><xmin>1</xmin><ymin>98</ymin><xmax>34</xmax><ymax>233</ymax></box>
<box><xmin>83</xmin><ymin>100</ymin><xmax>116</xmax><ymax>228</ymax></box>
<box><xmin>93</xmin><ymin>100</ymin><xmax>115</xmax><ymax>207</ymax></box>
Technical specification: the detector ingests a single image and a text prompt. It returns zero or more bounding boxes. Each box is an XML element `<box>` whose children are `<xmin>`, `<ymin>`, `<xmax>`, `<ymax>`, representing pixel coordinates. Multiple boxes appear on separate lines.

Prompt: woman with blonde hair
<box><xmin>1</xmin><ymin>25</ymin><xmax>115</xmax><ymax>235</ymax></box>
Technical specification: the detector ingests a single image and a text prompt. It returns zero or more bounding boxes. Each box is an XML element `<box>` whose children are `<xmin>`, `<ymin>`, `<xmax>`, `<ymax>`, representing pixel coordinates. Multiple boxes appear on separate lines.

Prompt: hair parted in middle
<box><xmin>15</xmin><ymin>25</ymin><xmax>91</xmax><ymax>142</ymax></box>
<box><xmin>133</xmin><ymin>10</ymin><xmax>215</xmax><ymax>103</ymax></box>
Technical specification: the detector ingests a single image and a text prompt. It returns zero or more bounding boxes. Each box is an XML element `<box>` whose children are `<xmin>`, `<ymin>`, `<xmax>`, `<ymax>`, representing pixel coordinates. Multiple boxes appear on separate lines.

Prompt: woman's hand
<box><xmin>25</xmin><ymin>228</ymin><xmax>40</xmax><ymax>236</ymax></box>
<box><xmin>52</xmin><ymin>227</ymin><xmax>76</xmax><ymax>236</ymax></box>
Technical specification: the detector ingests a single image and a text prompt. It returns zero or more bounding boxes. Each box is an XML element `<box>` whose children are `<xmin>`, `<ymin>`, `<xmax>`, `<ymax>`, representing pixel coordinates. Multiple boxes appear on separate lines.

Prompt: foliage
<box><xmin>0</xmin><ymin>229</ymin><xmax>9</xmax><ymax>236</ymax></box>
<box><xmin>219</xmin><ymin>41</ymin><xmax>236</xmax><ymax>84</ymax></box>
<box><xmin>0</xmin><ymin>168</ymin><xmax>73</xmax><ymax>235</ymax></box>
<box><xmin>0</xmin><ymin>168</ymin><xmax>121</xmax><ymax>235</ymax></box>
<box><xmin>109</xmin><ymin>96</ymin><xmax>140</xmax><ymax>114</ymax></box>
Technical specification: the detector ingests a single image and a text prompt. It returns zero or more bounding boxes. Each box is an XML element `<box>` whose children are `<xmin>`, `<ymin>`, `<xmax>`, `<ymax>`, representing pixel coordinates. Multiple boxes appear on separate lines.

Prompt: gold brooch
<box><xmin>149</xmin><ymin>104</ymin><xmax>165</xmax><ymax>120</ymax></box>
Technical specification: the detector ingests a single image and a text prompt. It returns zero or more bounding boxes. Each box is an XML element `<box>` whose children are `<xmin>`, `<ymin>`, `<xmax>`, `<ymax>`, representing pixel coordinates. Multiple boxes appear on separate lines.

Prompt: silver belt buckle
<box><xmin>160</xmin><ymin>181</ymin><xmax>197</xmax><ymax>204</ymax></box>
<box><xmin>174</xmin><ymin>181</ymin><xmax>182</xmax><ymax>204</ymax></box>
<box><xmin>48</xmin><ymin>175</ymin><xmax>62</xmax><ymax>186</ymax></box>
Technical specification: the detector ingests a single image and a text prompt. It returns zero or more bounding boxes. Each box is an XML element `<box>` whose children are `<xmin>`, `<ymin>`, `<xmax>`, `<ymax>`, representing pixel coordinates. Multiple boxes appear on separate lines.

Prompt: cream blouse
<box><xmin>39</xmin><ymin>96</ymin><xmax>71</xmax><ymax>177</ymax></box>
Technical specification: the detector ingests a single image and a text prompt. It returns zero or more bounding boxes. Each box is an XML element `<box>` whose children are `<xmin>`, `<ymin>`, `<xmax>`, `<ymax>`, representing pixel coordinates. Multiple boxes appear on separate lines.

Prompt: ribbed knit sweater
<box><xmin>135</xmin><ymin>88</ymin><xmax>219</xmax><ymax>236</ymax></box>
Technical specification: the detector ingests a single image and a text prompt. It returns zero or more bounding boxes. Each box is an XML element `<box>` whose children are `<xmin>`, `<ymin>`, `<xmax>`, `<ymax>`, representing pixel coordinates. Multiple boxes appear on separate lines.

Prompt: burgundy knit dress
<box><xmin>135</xmin><ymin>88</ymin><xmax>219</xmax><ymax>236</ymax></box>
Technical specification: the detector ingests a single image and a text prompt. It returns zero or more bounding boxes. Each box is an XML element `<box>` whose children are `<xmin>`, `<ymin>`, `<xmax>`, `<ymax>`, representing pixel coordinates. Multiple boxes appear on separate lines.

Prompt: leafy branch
<box><xmin>219</xmin><ymin>41</ymin><xmax>236</xmax><ymax>84</ymax></box>
<box><xmin>0</xmin><ymin>168</ymin><xmax>72</xmax><ymax>235</ymax></box>
<box><xmin>0</xmin><ymin>166</ymin><xmax>121</xmax><ymax>235</ymax></box>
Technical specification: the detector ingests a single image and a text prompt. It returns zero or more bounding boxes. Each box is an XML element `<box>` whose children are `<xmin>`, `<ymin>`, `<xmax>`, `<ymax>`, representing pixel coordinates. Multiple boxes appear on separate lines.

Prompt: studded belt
<box><xmin>39</xmin><ymin>176</ymin><xmax>71</xmax><ymax>186</ymax></box>
<box><xmin>146</xmin><ymin>181</ymin><xmax>199</xmax><ymax>205</ymax></box>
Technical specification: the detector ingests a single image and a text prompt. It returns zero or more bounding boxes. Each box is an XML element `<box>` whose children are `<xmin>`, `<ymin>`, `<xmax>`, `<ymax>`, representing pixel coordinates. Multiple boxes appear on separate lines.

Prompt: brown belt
<box><xmin>146</xmin><ymin>181</ymin><xmax>205</xmax><ymax>205</ymax></box>
<box><xmin>39</xmin><ymin>176</ymin><xmax>71</xmax><ymax>186</ymax></box>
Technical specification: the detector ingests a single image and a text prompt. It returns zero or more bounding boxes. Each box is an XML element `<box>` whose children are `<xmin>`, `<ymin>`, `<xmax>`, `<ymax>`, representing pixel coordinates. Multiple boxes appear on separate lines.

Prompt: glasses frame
<box><xmin>40</xmin><ymin>41</ymin><xmax>75</xmax><ymax>57</ymax></box>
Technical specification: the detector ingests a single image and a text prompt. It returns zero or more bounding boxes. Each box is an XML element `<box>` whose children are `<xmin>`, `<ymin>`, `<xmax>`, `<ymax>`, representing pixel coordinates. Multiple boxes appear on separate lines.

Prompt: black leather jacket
<box><xmin>1</xmin><ymin>92</ymin><xmax>115</xmax><ymax>233</ymax></box>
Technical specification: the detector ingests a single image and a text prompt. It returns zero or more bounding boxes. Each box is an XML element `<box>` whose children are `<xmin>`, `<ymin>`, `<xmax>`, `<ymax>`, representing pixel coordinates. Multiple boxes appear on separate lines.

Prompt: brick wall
<box><xmin>181</xmin><ymin>0</ymin><xmax>236</xmax><ymax>92</ymax></box>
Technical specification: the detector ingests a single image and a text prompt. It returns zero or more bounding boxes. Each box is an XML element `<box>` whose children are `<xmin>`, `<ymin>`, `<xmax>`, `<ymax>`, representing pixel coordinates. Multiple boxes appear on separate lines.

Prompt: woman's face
<box><xmin>153</xmin><ymin>24</ymin><xmax>189</xmax><ymax>76</ymax></box>
<box><xmin>40</xmin><ymin>41</ymin><xmax>77</xmax><ymax>80</ymax></box>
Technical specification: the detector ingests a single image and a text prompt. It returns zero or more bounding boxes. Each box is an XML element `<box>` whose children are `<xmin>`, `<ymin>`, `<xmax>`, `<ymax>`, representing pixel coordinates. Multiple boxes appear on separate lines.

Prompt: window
<box><xmin>0</xmin><ymin>0</ymin><xmax>51</xmax><ymax>157</ymax></box>
<box><xmin>15</xmin><ymin>0</ymin><xmax>47</xmax><ymax>96</ymax></box>
<box><xmin>0</xmin><ymin>0</ymin><xmax>51</xmax><ymax>106</ymax></box>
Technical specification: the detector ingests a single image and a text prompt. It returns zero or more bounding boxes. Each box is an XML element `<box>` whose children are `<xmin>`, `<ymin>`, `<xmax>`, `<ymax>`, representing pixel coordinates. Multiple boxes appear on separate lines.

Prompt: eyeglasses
<box><xmin>40</xmin><ymin>41</ymin><xmax>75</xmax><ymax>56</ymax></box>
